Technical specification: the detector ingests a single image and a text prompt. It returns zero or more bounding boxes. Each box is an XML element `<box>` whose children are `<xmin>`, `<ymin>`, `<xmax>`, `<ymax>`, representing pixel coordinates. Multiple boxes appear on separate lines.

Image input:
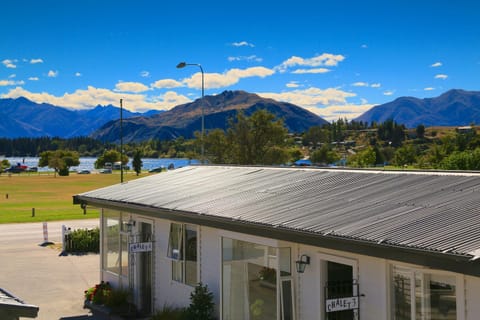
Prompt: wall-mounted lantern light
<box><xmin>295</xmin><ymin>254</ymin><xmax>310</xmax><ymax>273</ymax></box>
<box><xmin>125</xmin><ymin>218</ymin><xmax>135</xmax><ymax>233</ymax></box>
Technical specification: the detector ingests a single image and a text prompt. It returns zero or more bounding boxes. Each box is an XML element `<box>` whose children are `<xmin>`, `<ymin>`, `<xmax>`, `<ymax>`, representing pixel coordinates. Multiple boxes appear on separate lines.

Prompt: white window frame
<box><xmin>220</xmin><ymin>236</ymin><xmax>296</xmax><ymax>320</ymax></box>
<box><xmin>389</xmin><ymin>263</ymin><xmax>465</xmax><ymax>320</ymax></box>
<box><xmin>166</xmin><ymin>222</ymin><xmax>198</xmax><ymax>286</ymax></box>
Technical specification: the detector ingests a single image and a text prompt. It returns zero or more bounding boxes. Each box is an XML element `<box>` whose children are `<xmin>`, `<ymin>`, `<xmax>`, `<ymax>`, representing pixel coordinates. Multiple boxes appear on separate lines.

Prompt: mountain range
<box><xmin>0</xmin><ymin>89</ymin><xmax>479</xmax><ymax>141</ymax></box>
<box><xmin>91</xmin><ymin>90</ymin><xmax>329</xmax><ymax>142</ymax></box>
<box><xmin>0</xmin><ymin>97</ymin><xmax>161</xmax><ymax>138</ymax></box>
<box><xmin>355</xmin><ymin>89</ymin><xmax>480</xmax><ymax>127</ymax></box>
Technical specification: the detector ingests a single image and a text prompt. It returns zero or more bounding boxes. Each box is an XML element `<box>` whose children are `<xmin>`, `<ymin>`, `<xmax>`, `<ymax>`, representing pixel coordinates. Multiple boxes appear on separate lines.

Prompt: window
<box><xmin>222</xmin><ymin>238</ymin><xmax>294</xmax><ymax>320</ymax></box>
<box><xmin>167</xmin><ymin>223</ymin><xmax>197</xmax><ymax>286</ymax></box>
<box><xmin>102</xmin><ymin>210</ymin><xmax>129</xmax><ymax>278</ymax></box>
<box><xmin>392</xmin><ymin>265</ymin><xmax>458</xmax><ymax>320</ymax></box>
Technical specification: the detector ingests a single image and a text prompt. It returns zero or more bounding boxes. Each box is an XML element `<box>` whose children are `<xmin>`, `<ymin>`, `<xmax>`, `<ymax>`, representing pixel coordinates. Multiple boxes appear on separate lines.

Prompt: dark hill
<box><xmin>355</xmin><ymin>89</ymin><xmax>480</xmax><ymax>128</ymax></box>
<box><xmin>0</xmin><ymin>97</ymin><xmax>160</xmax><ymax>138</ymax></box>
<box><xmin>91</xmin><ymin>90</ymin><xmax>329</xmax><ymax>142</ymax></box>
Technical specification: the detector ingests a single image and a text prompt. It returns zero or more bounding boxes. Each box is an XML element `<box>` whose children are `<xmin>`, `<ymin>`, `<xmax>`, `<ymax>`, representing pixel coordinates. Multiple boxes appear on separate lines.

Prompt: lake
<box><xmin>2</xmin><ymin>157</ymin><xmax>200</xmax><ymax>172</ymax></box>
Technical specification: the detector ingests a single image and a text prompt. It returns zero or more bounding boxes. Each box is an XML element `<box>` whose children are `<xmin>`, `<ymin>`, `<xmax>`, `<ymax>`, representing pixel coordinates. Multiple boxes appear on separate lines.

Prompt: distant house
<box><xmin>457</xmin><ymin>126</ymin><xmax>474</xmax><ymax>134</ymax></box>
<box><xmin>74</xmin><ymin>166</ymin><xmax>480</xmax><ymax>319</ymax></box>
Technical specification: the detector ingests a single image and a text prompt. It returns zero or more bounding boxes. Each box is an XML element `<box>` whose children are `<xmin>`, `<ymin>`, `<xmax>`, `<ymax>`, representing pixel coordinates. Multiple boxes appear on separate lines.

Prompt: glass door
<box><xmin>321</xmin><ymin>255</ymin><xmax>359</xmax><ymax>320</ymax></box>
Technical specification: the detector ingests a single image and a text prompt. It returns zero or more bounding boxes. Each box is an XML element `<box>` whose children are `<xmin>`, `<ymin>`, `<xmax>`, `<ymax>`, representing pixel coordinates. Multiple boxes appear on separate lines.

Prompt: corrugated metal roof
<box><xmin>0</xmin><ymin>288</ymin><xmax>39</xmax><ymax>318</ymax></box>
<box><xmin>74</xmin><ymin>166</ymin><xmax>480</xmax><ymax>260</ymax></box>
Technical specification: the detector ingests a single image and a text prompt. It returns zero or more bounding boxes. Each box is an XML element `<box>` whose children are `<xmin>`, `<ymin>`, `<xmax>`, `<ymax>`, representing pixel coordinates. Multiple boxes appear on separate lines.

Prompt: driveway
<box><xmin>0</xmin><ymin>220</ymin><xmax>100</xmax><ymax>320</ymax></box>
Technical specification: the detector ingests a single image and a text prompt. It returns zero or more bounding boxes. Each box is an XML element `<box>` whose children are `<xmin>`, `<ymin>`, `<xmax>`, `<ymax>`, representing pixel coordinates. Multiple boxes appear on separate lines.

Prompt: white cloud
<box><xmin>182</xmin><ymin>66</ymin><xmax>274</xmax><ymax>90</ymax></box>
<box><xmin>0</xmin><ymin>80</ymin><xmax>24</xmax><ymax>86</ymax></box>
<box><xmin>276</xmin><ymin>53</ymin><xmax>345</xmax><ymax>73</ymax></box>
<box><xmin>383</xmin><ymin>90</ymin><xmax>395</xmax><ymax>96</ymax></box>
<box><xmin>8</xmin><ymin>74</ymin><xmax>16</xmax><ymax>78</ymax></box>
<box><xmin>312</xmin><ymin>103</ymin><xmax>374</xmax><ymax>122</ymax></box>
<box><xmin>151</xmin><ymin>79</ymin><xmax>183</xmax><ymax>89</ymax></box>
<box><xmin>361</xmin><ymin>44</ymin><xmax>368</xmax><ymax>49</ymax></box>
<box><xmin>48</xmin><ymin>70</ymin><xmax>58</xmax><ymax>77</ymax></box>
<box><xmin>30</xmin><ymin>58</ymin><xmax>44</xmax><ymax>64</ymax></box>
<box><xmin>430</xmin><ymin>62</ymin><xmax>442</xmax><ymax>67</ymax></box>
<box><xmin>352</xmin><ymin>82</ymin><xmax>369</xmax><ymax>87</ymax></box>
<box><xmin>231</xmin><ymin>41</ymin><xmax>254</xmax><ymax>47</ymax></box>
<box><xmin>75</xmin><ymin>72</ymin><xmax>82</xmax><ymax>77</ymax></box>
<box><xmin>435</xmin><ymin>74</ymin><xmax>448</xmax><ymax>80</ymax></box>
<box><xmin>424</xmin><ymin>87</ymin><xmax>435</xmax><ymax>91</ymax></box>
<box><xmin>2</xmin><ymin>59</ymin><xmax>17</xmax><ymax>68</ymax></box>
<box><xmin>1</xmin><ymin>86</ymin><xmax>188</xmax><ymax>112</ymax></box>
<box><xmin>292</xmin><ymin>68</ymin><xmax>330</xmax><ymax>74</ymax></box>
<box><xmin>371</xmin><ymin>83</ymin><xmax>381</xmax><ymax>88</ymax></box>
<box><xmin>286</xmin><ymin>81</ymin><xmax>300</xmax><ymax>88</ymax></box>
<box><xmin>115</xmin><ymin>81</ymin><xmax>150</xmax><ymax>93</ymax></box>
<box><xmin>228</xmin><ymin>55</ymin><xmax>263</xmax><ymax>62</ymax></box>
<box><xmin>28</xmin><ymin>77</ymin><xmax>39</xmax><ymax>81</ymax></box>
<box><xmin>140</xmin><ymin>71</ymin><xmax>150</xmax><ymax>78</ymax></box>
<box><xmin>258</xmin><ymin>87</ymin><xmax>371</xmax><ymax>121</ymax></box>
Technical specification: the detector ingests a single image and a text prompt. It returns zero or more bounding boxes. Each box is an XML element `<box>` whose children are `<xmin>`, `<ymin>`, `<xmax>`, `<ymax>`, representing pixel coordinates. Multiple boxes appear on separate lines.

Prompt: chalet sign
<box><xmin>129</xmin><ymin>242</ymin><xmax>152</xmax><ymax>253</ymax></box>
<box><xmin>325</xmin><ymin>296</ymin><xmax>358</xmax><ymax>312</ymax></box>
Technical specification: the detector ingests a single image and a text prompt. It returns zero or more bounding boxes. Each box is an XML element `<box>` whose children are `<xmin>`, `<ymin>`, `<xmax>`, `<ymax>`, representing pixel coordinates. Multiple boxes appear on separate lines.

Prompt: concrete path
<box><xmin>0</xmin><ymin>220</ymin><xmax>101</xmax><ymax>320</ymax></box>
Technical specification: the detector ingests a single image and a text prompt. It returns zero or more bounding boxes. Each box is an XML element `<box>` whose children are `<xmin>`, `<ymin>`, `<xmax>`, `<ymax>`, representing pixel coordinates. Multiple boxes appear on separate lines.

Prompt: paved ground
<box><xmin>0</xmin><ymin>219</ymin><xmax>101</xmax><ymax>320</ymax></box>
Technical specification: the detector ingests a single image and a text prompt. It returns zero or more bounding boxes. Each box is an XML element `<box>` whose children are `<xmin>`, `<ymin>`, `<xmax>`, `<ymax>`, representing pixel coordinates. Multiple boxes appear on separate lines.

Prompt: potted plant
<box><xmin>84</xmin><ymin>281</ymin><xmax>136</xmax><ymax>319</ymax></box>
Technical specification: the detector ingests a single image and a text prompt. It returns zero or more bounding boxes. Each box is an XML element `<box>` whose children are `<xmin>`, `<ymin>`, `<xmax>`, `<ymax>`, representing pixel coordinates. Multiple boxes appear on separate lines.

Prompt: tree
<box><xmin>186</xmin><ymin>283</ymin><xmax>215</xmax><ymax>320</ymax></box>
<box><xmin>38</xmin><ymin>150</ymin><xmax>80</xmax><ymax>176</ymax></box>
<box><xmin>95</xmin><ymin>149</ymin><xmax>128</xmax><ymax>169</ymax></box>
<box><xmin>310</xmin><ymin>144</ymin><xmax>340</xmax><ymax>165</ymax></box>
<box><xmin>204</xmin><ymin>129</ymin><xmax>230</xmax><ymax>164</ymax></box>
<box><xmin>393</xmin><ymin>144</ymin><xmax>417</xmax><ymax>167</ymax></box>
<box><xmin>440</xmin><ymin>148</ymin><xmax>480</xmax><ymax>170</ymax></box>
<box><xmin>416</xmin><ymin>124</ymin><xmax>426</xmax><ymax>139</ymax></box>
<box><xmin>1</xmin><ymin>159</ymin><xmax>10</xmax><ymax>173</ymax></box>
<box><xmin>303</xmin><ymin>126</ymin><xmax>330</xmax><ymax>147</ymax></box>
<box><xmin>349</xmin><ymin>146</ymin><xmax>376</xmax><ymax>168</ymax></box>
<box><xmin>132</xmin><ymin>149</ymin><xmax>143</xmax><ymax>176</ymax></box>
<box><xmin>227</xmin><ymin>110</ymin><xmax>289</xmax><ymax>165</ymax></box>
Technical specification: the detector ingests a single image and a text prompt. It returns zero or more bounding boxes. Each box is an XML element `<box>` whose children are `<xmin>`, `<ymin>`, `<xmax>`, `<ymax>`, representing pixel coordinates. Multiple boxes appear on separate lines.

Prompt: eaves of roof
<box><xmin>73</xmin><ymin>165</ymin><xmax>480</xmax><ymax>276</ymax></box>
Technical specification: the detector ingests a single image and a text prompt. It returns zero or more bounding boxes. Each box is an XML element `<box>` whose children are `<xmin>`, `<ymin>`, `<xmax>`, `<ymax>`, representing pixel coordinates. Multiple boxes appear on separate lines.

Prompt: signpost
<box><xmin>325</xmin><ymin>296</ymin><xmax>359</xmax><ymax>312</ymax></box>
<box><xmin>129</xmin><ymin>241</ymin><xmax>152</xmax><ymax>253</ymax></box>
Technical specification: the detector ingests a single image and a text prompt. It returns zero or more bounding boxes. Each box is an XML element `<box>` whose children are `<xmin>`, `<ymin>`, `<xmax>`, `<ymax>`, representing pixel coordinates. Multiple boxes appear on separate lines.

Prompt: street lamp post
<box><xmin>176</xmin><ymin>62</ymin><xmax>205</xmax><ymax>162</ymax></box>
<box><xmin>120</xmin><ymin>98</ymin><xmax>124</xmax><ymax>183</ymax></box>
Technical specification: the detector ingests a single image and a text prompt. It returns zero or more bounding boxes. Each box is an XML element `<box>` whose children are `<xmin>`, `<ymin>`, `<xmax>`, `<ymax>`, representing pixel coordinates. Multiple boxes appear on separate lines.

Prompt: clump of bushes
<box><xmin>65</xmin><ymin>227</ymin><xmax>99</xmax><ymax>253</ymax></box>
<box><xmin>85</xmin><ymin>281</ymin><xmax>136</xmax><ymax>316</ymax></box>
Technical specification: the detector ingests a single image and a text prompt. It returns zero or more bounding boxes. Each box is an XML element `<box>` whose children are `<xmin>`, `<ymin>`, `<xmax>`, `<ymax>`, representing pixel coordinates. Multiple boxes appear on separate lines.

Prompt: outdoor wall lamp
<box><xmin>295</xmin><ymin>254</ymin><xmax>310</xmax><ymax>273</ymax></box>
<box><xmin>125</xmin><ymin>218</ymin><xmax>135</xmax><ymax>233</ymax></box>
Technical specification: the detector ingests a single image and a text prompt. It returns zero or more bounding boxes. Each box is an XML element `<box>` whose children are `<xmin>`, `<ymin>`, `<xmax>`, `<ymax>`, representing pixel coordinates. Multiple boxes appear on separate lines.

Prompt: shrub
<box><xmin>65</xmin><ymin>227</ymin><xmax>99</xmax><ymax>253</ymax></box>
<box><xmin>186</xmin><ymin>283</ymin><xmax>215</xmax><ymax>320</ymax></box>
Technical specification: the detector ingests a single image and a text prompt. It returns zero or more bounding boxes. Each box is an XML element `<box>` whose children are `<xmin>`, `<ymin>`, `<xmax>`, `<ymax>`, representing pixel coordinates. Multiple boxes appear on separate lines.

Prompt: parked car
<box><xmin>77</xmin><ymin>169</ymin><xmax>91</xmax><ymax>174</ymax></box>
<box><xmin>99</xmin><ymin>168</ymin><xmax>112</xmax><ymax>174</ymax></box>
<box><xmin>4</xmin><ymin>163</ymin><xmax>28</xmax><ymax>173</ymax></box>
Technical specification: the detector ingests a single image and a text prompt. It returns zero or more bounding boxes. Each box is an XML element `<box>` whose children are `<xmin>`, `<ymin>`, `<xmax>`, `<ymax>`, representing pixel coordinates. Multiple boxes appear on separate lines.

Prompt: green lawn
<box><xmin>0</xmin><ymin>171</ymin><xmax>146</xmax><ymax>223</ymax></box>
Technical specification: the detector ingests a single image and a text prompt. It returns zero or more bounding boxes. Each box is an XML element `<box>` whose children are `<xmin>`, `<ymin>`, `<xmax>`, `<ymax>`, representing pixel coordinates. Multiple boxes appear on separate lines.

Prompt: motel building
<box><xmin>73</xmin><ymin>165</ymin><xmax>480</xmax><ymax>320</ymax></box>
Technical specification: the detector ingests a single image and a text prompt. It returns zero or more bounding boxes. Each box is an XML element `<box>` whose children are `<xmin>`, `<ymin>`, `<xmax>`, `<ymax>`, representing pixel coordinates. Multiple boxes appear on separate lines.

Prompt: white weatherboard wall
<box><xmin>101</xmin><ymin>212</ymin><xmax>480</xmax><ymax>319</ymax></box>
<box><xmin>296</xmin><ymin>246</ymin><xmax>389</xmax><ymax>320</ymax></box>
<box><xmin>465</xmin><ymin>276</ymin><xmax>480</xmax><ymax>320</ymax></box>
<box><xmin>153</xmin><ymin>218</ymin><xmax>191</xmax><ymax>309</ymax></box>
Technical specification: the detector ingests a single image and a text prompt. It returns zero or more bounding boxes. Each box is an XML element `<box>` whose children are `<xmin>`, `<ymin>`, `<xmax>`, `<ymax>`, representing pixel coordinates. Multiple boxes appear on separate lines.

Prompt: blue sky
<box><xmin>1</xmin><ymin>0</ymin><xmax>479</xmax><ymax>121</ymax></box>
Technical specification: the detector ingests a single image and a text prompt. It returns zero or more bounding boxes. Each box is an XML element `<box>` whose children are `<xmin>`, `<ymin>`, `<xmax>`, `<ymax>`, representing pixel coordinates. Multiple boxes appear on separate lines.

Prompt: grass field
<box><xmin>0</xmin><ymin>171</ymin><xmax>147</xmax><ymax>223</ymax></box>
